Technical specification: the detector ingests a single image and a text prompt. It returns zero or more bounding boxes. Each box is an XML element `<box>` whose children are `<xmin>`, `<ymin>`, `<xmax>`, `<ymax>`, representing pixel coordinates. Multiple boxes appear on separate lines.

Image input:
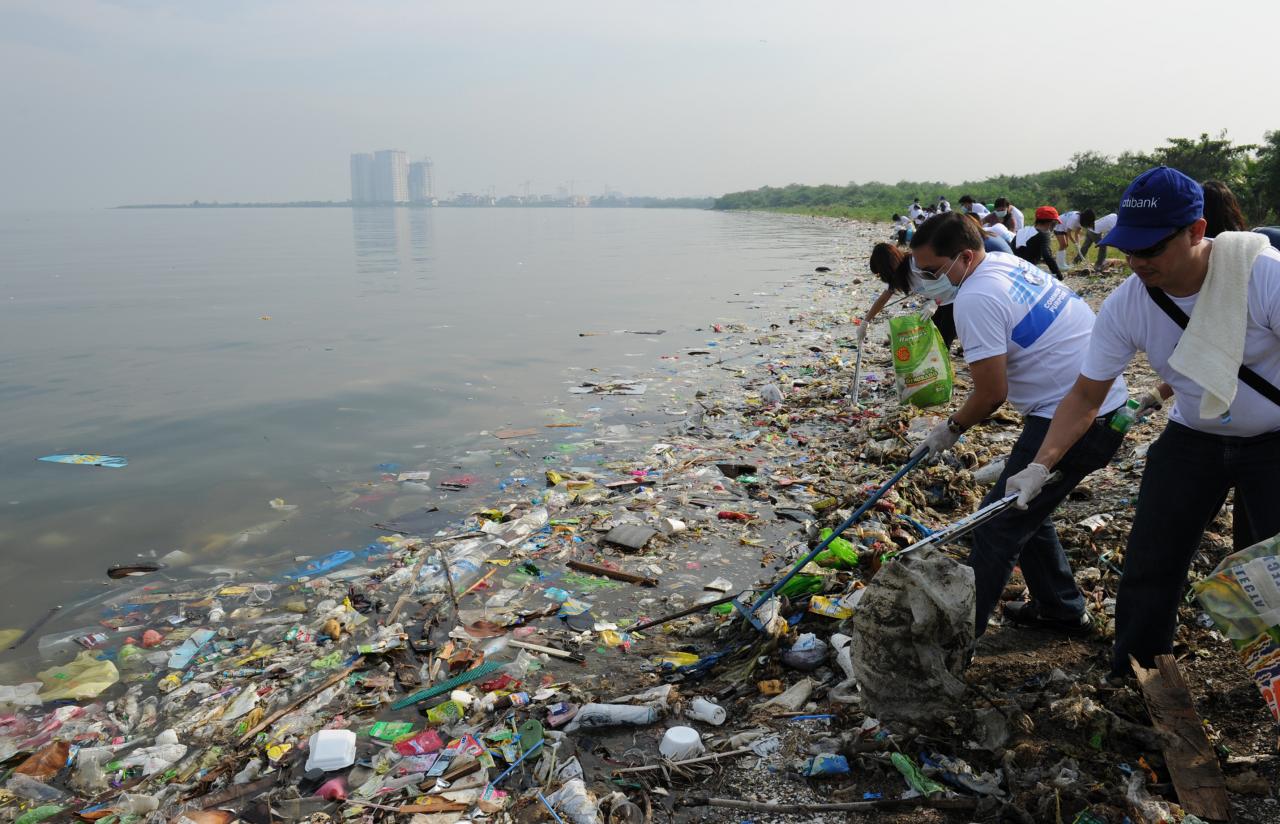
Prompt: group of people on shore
<box><xmin>866</xmin><ymin>167</ymin><xmax>1280</xmax><ymax>680</ymax></box>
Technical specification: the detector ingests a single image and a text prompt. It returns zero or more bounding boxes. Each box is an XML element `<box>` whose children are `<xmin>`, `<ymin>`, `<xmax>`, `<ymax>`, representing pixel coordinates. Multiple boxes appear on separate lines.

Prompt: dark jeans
<box><xmin>969</xmin><ymin>413</ymin><xmax>1125</xmax><ymax>636</ymax></box>
<box><xmin>1113</xmin><ymin>422</ymin><xmax>1280</xmax><ymax>674</ymax></box>
<box><xmin>1080</xmin><ymin>229</ymin><xmax>1108</xmax><ymax>270</ymax></box>
<box><xmin>933</xmin><ymin>303</ymin><xmax>957</xmax><ymax>349</ymax></box>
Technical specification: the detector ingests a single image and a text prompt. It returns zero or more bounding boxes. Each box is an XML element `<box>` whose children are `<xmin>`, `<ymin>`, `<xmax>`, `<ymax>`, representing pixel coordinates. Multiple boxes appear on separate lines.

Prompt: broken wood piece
<box><xmin>612</xmin><ymin>746</ymin><xmax>753</xmax><ymax>774</ymax></box>
<box><xmin>566</xmin><ymin>560</ymin><xmax>658</xmax><ymax>587</ymax></box>
<box><xmin>399</xmin><ymin>799</ymin><xmax>470</xmax><ymax>814</ymax></box>
<box><xmin>677</xmin><ymin>796</ymin><xmax>978</xmax><ymax>814</ymax></box>
<box><xmin>1130</xmin><ymin>654</ymin><xmax>1232</xmax><ymax>822</ymax></box>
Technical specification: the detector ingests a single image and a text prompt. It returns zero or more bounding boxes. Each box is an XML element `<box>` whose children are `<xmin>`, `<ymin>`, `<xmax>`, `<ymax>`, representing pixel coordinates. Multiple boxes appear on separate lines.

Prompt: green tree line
<box><xmin>714</xmin><ymin>131</ymin><xmax>1280</xmax><ymax>224</ymax></box>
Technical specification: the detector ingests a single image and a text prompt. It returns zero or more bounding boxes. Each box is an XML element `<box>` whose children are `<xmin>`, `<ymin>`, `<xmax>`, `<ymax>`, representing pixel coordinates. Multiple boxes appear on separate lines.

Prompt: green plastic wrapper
<box><xmin>15</xmin><ymin>806</ymin><xmax>63</xmax><ymax>824</ymax></box>
<box><xmin>888</xmin><ymin>312</ymin><xmax>954</xmax><ymax>408</ymax></box>
<box><xmin>1192</xmin><ymin>532</ymin><xmax>1280</xmax><ymax>724</ymax></box>
<box><xmin>891</xmin><ymin>752</ymin><xmax>945</xmax><ymax>796</ymax></box>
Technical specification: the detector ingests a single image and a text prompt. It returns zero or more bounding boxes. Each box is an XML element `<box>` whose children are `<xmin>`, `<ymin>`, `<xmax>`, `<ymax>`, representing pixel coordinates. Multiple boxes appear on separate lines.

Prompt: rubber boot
<box><xmin>1056</xmin><ymin>250</ymin><xmax>1069</xmax><ymax>271</ymax></box>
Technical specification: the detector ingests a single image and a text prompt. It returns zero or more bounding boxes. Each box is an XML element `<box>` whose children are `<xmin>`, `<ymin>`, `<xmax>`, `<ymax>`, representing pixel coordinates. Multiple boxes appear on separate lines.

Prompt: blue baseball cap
<box><xmin>1101</xmin><ymin>166</ymin><xmax>1203</xmax><ymax>250</ymax></box>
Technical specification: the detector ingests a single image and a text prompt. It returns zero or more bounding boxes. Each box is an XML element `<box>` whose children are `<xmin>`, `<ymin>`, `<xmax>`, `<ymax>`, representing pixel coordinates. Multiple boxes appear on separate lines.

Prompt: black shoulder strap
<box><xmin>1145</xmin><ymin>286</ymin><xmax>1280</xmax><ymax>410</ymax></box>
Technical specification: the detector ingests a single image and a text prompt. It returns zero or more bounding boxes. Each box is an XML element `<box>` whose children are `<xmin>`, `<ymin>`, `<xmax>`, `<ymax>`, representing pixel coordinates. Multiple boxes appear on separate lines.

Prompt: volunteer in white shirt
<box><xmin>959</xmin><ymin>195</ymin><xmax>989</xmax><ymax>218</ymax></box>
<box><xmin>1079</xmin><ymin>209</ymin><xmax>1119</xmax><ymax>273</ymax></box>
<box><xmin>937</xmin><ymin>195</ymin><xmax>951</xmax><ymax>213</ymax></box>
<box><xmin>1053</xmin><ymin>209</ymin><xmax>1084</xmax><ymax>271</ymax></box>
<box><xmin>907</xmin><ymin>198</ymin><xmax>924</xmax><ymax>222</ymax></box>
<box><xmin>1009</xmin><ymin>166</ymin><xmax>1280</xmax><ymax>677</ymax></box>
<box><xmin>908</xmin><ymin>212</ymin><xmax>1128</xmax><ymax>637</ymax></box>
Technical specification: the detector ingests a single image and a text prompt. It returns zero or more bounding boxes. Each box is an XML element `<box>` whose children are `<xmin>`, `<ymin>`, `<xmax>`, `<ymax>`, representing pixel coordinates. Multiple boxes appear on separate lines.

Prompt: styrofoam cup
<box><xmin>658</xmin><ymin>725</ymin><xmax>704</xmax><ymax>761</ymax></box>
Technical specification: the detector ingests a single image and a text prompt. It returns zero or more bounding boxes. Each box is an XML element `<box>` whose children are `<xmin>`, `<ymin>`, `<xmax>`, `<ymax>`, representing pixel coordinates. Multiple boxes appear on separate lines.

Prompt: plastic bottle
<box><xmin>1108</xmin><ymin>398</ymin><xmax>1141</xmax><ymax>434</ymax></box>
<box><xmin>562</xmin><ymin>703</ymin><xmax>662</xmax><ymax>731</ymax></box>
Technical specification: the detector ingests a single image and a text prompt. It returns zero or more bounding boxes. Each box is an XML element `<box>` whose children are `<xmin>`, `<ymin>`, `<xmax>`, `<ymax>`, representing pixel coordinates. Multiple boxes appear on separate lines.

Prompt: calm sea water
<box><xmin>0</xmin><ymin>207</ymin><xmax>851</xmax><ymax>633</ymax></box>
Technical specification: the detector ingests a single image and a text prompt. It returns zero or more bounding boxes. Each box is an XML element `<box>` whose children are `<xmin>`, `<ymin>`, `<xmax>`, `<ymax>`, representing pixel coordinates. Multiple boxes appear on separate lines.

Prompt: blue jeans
<box><xmin>969</xmin><ymin>414</ymin><xmax>1124</xmax><ymax>636</ymax></box>
<box><xmin>1113</xmin><ymin>422</ymin><xmax>1280</xmax><ymax>675</ymax></box>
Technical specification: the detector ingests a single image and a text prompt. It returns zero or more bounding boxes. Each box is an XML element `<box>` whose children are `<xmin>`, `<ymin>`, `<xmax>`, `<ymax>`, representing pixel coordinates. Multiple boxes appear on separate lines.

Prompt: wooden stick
<box><xmin>439</xmin><ymin>549</ymin><xmax>460</xmax><ymax>613</ymax></box>
<box><xmin>612</xmin><ymin>747</ymin><xmax>753</xmax><ymax>774</ymax></box>
<box><xmin>386</xmin><ymin>551</ymin><xmax>431</xmax><ymax>626</ymax></box>
<box><xmin>628</xmin><ymin>594</ymin><xmax>738</xmax><ymax>632</ymax></box>
<box><xmin>507</xmin><ymin>638</ymin><xmax>585</xmax><ymax>662</ymax></box>
<box><xmin>236</xmin><ymin>658</ymin><xmax>364</xmax><ymax>747</ymax></box>
<box><xmin>678</xmin><ymin>796</ymin><xmax>979</xmax><ymax>814</ymax></box>
<box><xmin>566</xmin><ymin>560</ymin><xmax>658</xmax><ymax>587</ymax></box>
<box><xmin>462</xmin><ymin>567</ymin><xmax>497</xmax><ymax>598</ymax></box>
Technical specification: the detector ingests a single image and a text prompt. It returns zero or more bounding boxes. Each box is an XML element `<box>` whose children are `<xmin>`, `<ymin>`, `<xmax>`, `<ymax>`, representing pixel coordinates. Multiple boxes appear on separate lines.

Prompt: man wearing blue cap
<box><xmin>1006</xmin><ymin>166</ymin><xmax>1280</xmax><ymax>677</ymax></box>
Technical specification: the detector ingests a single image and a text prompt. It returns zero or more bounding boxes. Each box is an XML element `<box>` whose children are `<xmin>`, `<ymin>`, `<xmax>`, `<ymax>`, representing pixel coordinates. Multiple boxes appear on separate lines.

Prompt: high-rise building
<box><xmin>372</xmin><ymin>150</ymin><xmax>409</xmax><ymax>204</ymax></box>
<box><xmin>412</xmin><ymin>158</ymin><xmax>437</xmax><ymax>203</ymax></box>
<box><xmin>349</xmin><ymin>153</ymin><xmax>374</xmax><ymax>205</ymax></box>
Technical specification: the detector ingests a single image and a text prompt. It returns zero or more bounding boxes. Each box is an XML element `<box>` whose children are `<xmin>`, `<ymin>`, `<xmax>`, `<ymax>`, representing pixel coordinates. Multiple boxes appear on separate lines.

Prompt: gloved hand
<box><xmin>1006</xmin><ymin>462</ymin><xmax>1051</xmax><ymax>509</ymax></box>
<box><xmin>1135</xmin><ymin>391</ymin><xmax>1163</xmax><ymax>420</ymax></box>
<box><xmin>855</xmin><ymin>321</ymin><xmax>869</xmax><ymax>344</ymax></box>
<box><xmin>911</xmin><ymin>419</ymin><xmax>960</xmax><ymax>459</ymax></box>
<box><xmin>920</xmin><ymin>300</ymin><xmax>939</xmax><ymax>321</ymax></box>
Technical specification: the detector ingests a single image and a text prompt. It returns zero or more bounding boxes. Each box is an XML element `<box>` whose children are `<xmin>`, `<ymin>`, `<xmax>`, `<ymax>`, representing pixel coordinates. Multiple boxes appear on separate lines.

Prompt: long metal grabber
<box><xmin>734</xmin><ymin>449</ymin><xmax>927</xmax><ymax>630</ymax></box>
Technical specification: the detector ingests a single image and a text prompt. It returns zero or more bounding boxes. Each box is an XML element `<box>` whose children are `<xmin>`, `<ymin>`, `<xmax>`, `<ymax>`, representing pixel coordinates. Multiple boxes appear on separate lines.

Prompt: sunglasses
<box><xmin>1120</xmin><ymin>226</ymin><xmax>1185</xmax><ymax>259</ymax></box>
<box><xmin>910</xmin><ymin>255</ymin><xmax>959</xmax><ymax>281</ymax></box>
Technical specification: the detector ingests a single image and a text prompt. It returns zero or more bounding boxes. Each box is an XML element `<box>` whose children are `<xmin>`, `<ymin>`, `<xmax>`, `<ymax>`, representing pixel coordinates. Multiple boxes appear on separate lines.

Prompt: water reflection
<box><xmin>351</xmin><ymin>208</ymin><xmax>437</xmax><ymax>296</ymax></box>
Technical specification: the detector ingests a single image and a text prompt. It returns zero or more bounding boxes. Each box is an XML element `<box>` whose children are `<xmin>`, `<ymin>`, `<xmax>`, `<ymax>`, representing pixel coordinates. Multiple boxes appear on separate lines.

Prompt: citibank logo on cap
<box><xmin>1121</xmin><ymin>196</ymin><xmax>1159</xmax><ymax>208</ymax></box>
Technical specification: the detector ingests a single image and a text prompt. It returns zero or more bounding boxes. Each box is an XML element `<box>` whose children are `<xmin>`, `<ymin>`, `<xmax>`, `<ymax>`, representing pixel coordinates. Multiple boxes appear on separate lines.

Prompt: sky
<box><xmin>2</xmin><ymin>0</ymin><xmax>1277</xmax><ymax>208</ymax></box>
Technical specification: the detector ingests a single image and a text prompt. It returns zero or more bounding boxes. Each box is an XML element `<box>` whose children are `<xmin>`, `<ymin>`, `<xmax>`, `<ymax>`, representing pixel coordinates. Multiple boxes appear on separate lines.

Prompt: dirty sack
<box><xmin>850</xmin><ymin>545</ymin><xmax>974</xmax><ymax>722</ymax></box>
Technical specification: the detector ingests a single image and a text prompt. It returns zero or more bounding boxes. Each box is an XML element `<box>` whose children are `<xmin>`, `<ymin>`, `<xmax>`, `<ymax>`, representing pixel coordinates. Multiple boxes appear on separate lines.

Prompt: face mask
<box><xmin>911</xmin><ymin>256</ymin><xmax>962</xmax><ymax>302</ymax></box>
<box><xmin>995</xmin><ymin>210</ymin><xmax>1007</xmax><ymax>218</ymax></box>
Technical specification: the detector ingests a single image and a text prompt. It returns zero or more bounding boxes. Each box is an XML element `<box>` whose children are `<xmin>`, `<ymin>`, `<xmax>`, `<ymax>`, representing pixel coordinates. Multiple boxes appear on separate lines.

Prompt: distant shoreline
<box><xmin>113</xmin><ymin>199</ymin><xmax>714</xmax><ymax>210</ymax></box>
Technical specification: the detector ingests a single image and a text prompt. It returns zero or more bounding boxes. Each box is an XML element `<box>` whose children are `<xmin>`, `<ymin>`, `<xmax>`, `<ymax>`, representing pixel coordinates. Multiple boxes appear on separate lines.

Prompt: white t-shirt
<box><xmin>907</xmin><ymin>204</ymin><xmax>923</xmax><ymax>220</ymax></box>
<box><xmin>985</xmin><ymin>223</ymin><xmax>1016</xmax><ymax>244</ymax></box>
<box><xmin>1082</xmin><ymin>245</ymin><xmax>1280</xmax><ymax>436</ymax></box>
<box><xmin>938</xmin><ymin>200</ymin><xmax>951</xmax><ymax>212</ymax></box>
<box><xmin>955</xmin><ymin>252</ymin><xmax>1128</xmax><ymax>417</ymax></box>
<box><xmin>1014</xmin><ymin>226</ymin><xmax>1039</xmax><ymax>249</ymax></box>
<box><xmin>966</xmin><ymin>202</ymin><xmax>990</xmax><ymax>217</ymax></box>
<box><xmin>1094</xmin><ymin>213</ymin><xmax>1118</xmax><ymax>236</ymax></box>
<box><xmin>894</xmin><ymin>215</ymin><xmax>912</xmax><ymax>231</ymax></box>
<box><xmin>1010</xmin><ymin>205</ymin><xmax>1025</xmax><ymax>232</ymax></box>
<box><xmin>1055</xmin><ymin>210</ymin><xmax>1081</xmax><ymax>232</ymax></box>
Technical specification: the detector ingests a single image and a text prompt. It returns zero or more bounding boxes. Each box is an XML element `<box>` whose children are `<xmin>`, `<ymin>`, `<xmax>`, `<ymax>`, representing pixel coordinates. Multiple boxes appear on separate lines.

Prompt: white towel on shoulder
<box><xmin>1168</xmin><ymin>231</ymin><xmax>1271</xmax><ymax>419</ymax></box>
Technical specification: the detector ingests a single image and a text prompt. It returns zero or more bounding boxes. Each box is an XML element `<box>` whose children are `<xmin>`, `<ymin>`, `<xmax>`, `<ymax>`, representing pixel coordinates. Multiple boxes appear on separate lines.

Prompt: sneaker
<box><xmin>1001</xmin><ymin>600</ymin><xmax>1094</xmax><ymax>637</ymax></box>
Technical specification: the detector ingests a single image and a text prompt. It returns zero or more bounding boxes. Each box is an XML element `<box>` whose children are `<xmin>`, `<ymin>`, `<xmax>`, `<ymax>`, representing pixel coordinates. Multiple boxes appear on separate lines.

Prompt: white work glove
<box><xmin>1005</xmin><ymin>463</ymin><xmax>1051</xmax><ymax>510</ymax></box>
<box><xmin>1135</xmin><ymin>391</ymin><xmax>1163</xmax><ymax>420</ymax></box>
<box><xmin>911</xmin><ymin>420</ymin><xmax>960</xmax><ymax>459</ymax></box>
<box><xmin>920</xmin><ymin>300</ymin><xmax>939</xmax><ymax>321</ymax></box>
<box><xmin>855</xmin><ymin>321</ymin><xmax>869</xmax><ymax>344</ymax></box>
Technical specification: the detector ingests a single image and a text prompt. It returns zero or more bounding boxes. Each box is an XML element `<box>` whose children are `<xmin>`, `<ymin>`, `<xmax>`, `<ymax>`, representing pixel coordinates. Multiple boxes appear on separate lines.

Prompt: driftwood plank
<box><xmin>1131</xmin><ymin>654</ymin><xmax>1232</xmax><ymax>822</ymax></box>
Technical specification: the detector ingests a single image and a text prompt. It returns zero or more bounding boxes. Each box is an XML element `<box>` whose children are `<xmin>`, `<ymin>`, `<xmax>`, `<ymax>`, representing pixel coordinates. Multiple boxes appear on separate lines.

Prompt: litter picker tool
<box><xmin>849</xmin><ymin>342</ymin><xmax>865</xmax><ymax>405</ymax></box>
<box><xmin>733</xmin><ymin>449</ymin><xmax>928</xmax><ymax>632</ymax></box>
<box><xmin>895</xmin><ymin>470</ymin><xmax>1061</xmax><ymax>558</ymax></box>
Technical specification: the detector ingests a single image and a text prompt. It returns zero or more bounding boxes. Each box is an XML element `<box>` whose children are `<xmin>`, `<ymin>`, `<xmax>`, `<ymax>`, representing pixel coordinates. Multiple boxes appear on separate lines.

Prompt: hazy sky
<box><xmin>3</xmin><ymin>1</ymin><xmax>1277</xmax><ymax>208</ymax></box>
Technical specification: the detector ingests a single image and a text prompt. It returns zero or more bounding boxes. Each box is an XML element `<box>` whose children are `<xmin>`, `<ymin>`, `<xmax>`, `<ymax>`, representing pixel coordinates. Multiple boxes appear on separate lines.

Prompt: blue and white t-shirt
<box><xmin>954</xmin><ymin>252</ymin><xmax>1128</xmax><ymax>417</ymax></box>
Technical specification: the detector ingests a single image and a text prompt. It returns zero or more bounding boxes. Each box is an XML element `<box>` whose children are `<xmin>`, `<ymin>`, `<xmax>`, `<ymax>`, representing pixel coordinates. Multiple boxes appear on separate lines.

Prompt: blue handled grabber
<box><xmin>733</xmin><ymin>449</ymin><xmax>928</xmax><ymax>632</ymax></box>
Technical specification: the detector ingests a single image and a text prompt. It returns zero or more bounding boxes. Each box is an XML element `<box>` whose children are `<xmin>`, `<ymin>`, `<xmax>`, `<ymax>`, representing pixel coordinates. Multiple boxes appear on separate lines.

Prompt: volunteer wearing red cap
<box><xmin>1014</xmin><ymin>207</ymin><xmax>1064</xmax><ymax>279</ymax></box>
<box><xmin>1008</xmin><ymin>166</ymin><xmax>1280</xmax><ymax>677</ymax></box>
<box><xmin>907</xmin><ymin>212</ymin><xmax>1128</xmax><ymax>638</ymax></box>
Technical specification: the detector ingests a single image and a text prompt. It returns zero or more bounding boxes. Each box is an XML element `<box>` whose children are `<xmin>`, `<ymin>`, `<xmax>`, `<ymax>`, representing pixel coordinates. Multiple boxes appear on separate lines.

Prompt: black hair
<box><xmin>1079</xmin><ymin>208</ymin><xmax>1096</xmax><ymax>229</ymax></box>
<box><xmin>910</xmin><ymin>212</ymin><xmax>983</xmax><ymax>256</ymax></box>
<box><xmin>994</xmin><ymin>197</ymin><xmax>1011</xmax><ymax>209</ymax></box>
<box><xmin>1202</xmin><ymin>180</ymin><xmax>1247</xmax><ymax>238</ymax></box>
<box><xmin>869</xmin><ymin>242</ymin><xmax>912</xmax><ymax>294</ymax></box>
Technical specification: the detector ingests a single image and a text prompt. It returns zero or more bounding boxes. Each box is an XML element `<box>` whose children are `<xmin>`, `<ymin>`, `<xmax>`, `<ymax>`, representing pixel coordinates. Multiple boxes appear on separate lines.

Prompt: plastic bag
<box><xmin>851</xmin><ymin>545</ymin><xmax>974</xmax><ymax>722</ymax></box>
<box><xmin>888</xmin><ymin>312</ymin><xmax>954</xmax><ymax>408</ymax></box>
<box><xmin>0</xmin><ymin>682</ymin><xmax>43</xmax><ymax>707</ymax></box>
<box><xmin>37</xmin><ymin>651</ymin><xmax>119</xmax><ymax>701</ymax></box>
<box><xmin>1193</xmin><ymin>532</ymin><xmax>1280</xmax><ymax>723</ymax></box>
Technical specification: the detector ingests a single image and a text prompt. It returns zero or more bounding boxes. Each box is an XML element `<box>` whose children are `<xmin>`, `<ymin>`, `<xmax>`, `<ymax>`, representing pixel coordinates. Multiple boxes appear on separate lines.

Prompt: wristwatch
<box><xmin>946</xmin><ymin>416</ymin><xmax>966</xmax><ymax>435</ymax></box>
